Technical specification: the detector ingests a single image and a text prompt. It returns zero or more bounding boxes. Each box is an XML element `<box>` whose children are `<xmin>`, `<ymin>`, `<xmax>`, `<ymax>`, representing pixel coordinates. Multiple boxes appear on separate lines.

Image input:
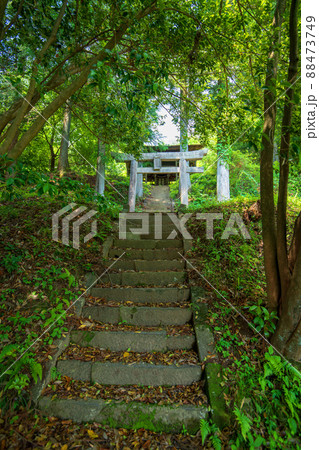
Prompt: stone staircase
<box><xmin>38</xmin><ymin>214</ymin><xmax>214</xmax><ymax>433</ymax></box>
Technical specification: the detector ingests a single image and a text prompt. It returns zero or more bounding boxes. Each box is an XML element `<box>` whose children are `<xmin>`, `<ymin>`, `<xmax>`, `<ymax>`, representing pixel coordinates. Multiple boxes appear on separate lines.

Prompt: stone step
<box><xmin>138</xmin><ymin>224</ymin><xmax>183</xmax><ymax>238</ymax></box>
<box><xmin>89</xmin><ymin>287</ymin><xmax>190</xmax><ymax>303</ymax></box>
<box><xmin>109</xmin><ymin>248</ymin><xmax>182</xmax><ymax>260</ymax></box>
<box><xmin>56</xmin><ymin>360</ymin><xmax>202</xmax><ymax>386</ymax></box>
<box><xmin>39</xmin><ymin>396</ymin><xmax>208</xmax><ymax>433</ymax></box>
<box><xmin>104</xmin><ymin>259</ymin><xmax>185</xmax><ymax>271</ymax></box>
<box><xmin>82</xmin><ymin>305</ymin><xmax>192</xmax><ymax>326</ymax></box>
<box><xmin>99</xmin><ymin>271</ymin><xmax>186</xmax><ymax>286</ymax></box>
<box><xmin>71</xmin><ymin>330</ymin><xmax>195</xmax><ymax>352</ymax></box>
<box><xmin>125</xmin><ymin>214</ymin><xmax>177</xmax><ymax>225</ymax></box>
<box><xmin>124</xmin><ymin>224</ymin><xmax>181</xmax><ymax>235</ymax></box>
<box><xmin>114</xmin><ymin>239</ymin><xmax>183</xmax><ymax>249</ymax></box>
<box><xmin>140</xmin><ymin>232</ymin><xmax>182</xmax><ymax>240</ymax></box>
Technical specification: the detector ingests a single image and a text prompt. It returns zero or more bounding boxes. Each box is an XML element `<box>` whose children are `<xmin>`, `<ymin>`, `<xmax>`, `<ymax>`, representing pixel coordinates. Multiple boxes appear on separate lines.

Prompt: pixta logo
<box><xmin>52</xmin><ymin>203</ymin><xmax>97</xmax><ymax>249</ymax></box>
<box><xmin>119</xmin><ymin>213</ymin><xmax>251</xmax><ymax>240</ymax></box>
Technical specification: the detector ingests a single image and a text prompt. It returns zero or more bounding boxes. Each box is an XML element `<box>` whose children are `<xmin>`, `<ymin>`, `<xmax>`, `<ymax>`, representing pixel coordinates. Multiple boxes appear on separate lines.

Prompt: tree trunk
<box><xmin>128</xmin><ymin>160</ymin><xmax>137</xmax><ymax>212</ymax></box>
<box><xmin>179</xmin><ymin>86</ymin><xmax>191</xmax><ymax>191</ymax></box>
<box><xmin>0</xmin><ymin>63</ymin><xmax>83</xmax><ymax>136</ymax></box>
<box><xmin>58</xmin><ymin>103</ymin><xmax>72</xmax><ymax>177</ymax></box>
<box><xmin>260</xmin><ymin>0</ymin><xmax>286</xmax><ymax>311</ymax></box>
<box><xmin>43</xmin><ymin>124</ymin><xmax>58</xmax><ymax>171</ymax></box>
<box><xmin>216</xmin><ymin>152</ymin><xmax>230</xmax><ymax>202</ymax></box>
<box><xmin>0</xmin><ymin>1</ymin><xmax>157</xmax><ymax>161</ymax></box>
<box><xmin>136</xmin><ymin>162</ymin><xmax>143</xmax><ymax>198</ymax></box>
<box><xmin>0</xmin><ymin>0</ymin><xmax>9</xmax><ymax>40</ymax></box>
<box><xmin>216</xmin><ymin>79</ymin><xmax>230</xmax><ymax>203</ymax></box>
<box><xmin>50</xmin><ymin>148</ymin><xmax>56</xmax><ymax>172</ymax></box>
<box><xmin>276</xmin><ymin>0</ymin><xmax>299</xmax><ymax>310</ymax></box>
<box><xmin>179</xmin><ymin>157</ymin><xmax>188</xmax><ymax>206</ymax></box>
<box><xmin>271</xmin><ymin>0</ymin><xmax>300</xmax><ymax>360</ymax></box>
<box><xmin>180</xmin><ymin>86</ymin><xmax>188</xmax><ymax>153</ymax></box>
<box><xmin>260</xmin><ymin>0</ymin><xmax>301</xmax><ymax>361</ymax></box>
<box><xmin>95</xmin><ymin>137</ymin><xmax>106</xmax><ymax>196</ymax></box>
<box><xmin>272</xmin><ymin>212</ymin><xmax>300</xmax><ymax>360</ymax></box>
<box><xmin>0</xmin><ymin>0</ymin><xmax>68</xmax><ymax>156</ymax></box>
<box><xmin>272</xmin><ymin>244</ymin><xmax>301</xmax><ymax>360</ymax></box>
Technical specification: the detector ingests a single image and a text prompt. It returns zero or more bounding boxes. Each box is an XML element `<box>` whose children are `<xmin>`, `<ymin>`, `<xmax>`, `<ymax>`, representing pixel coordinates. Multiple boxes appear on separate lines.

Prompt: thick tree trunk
<box><xmin>260</xmin><ymin>0</ymin><xmax>300</xmax><ymax>361</ymax></box>
<box><xmin>260</xmin><ymin>0</ymin><xmax>285</xmax><ymax>311</ymax></box>
<box><xmin>276</xmin><ymin>0</ymin><xmax>299</xmax><ymax>309</ymax></box>
<box><xmin>272</xmin><ymin>243</ymin><xmax>301</xmax><ymax>360</ymax></box>
<box><xmin>58</xmin><ymin>103</ymin><xmax>72</xmax><ymax>177</ymax></box>
<box><xmin>271</xmin><ymin>0</ymin><xmax>300</xmax><ymax>361</ymax></box>
<box><xmin>95</xmin><ymin>138</ymin><xmax>106</xmax><ymax>196</ymax></box>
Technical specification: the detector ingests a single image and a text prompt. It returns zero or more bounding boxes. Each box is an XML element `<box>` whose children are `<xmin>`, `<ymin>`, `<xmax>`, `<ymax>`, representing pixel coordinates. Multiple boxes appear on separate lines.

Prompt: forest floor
<box><xmin>0</xmin><ymin>193</ymin><xmax>208</xmax><ymax>449</ymax></box>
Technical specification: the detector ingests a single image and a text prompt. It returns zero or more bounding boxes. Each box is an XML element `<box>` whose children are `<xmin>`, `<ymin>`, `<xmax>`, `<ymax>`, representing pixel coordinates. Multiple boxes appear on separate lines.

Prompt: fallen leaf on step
<box><xmin>87</xmin><ymin>429</ymin><xmax>99</xmax><ymax>439</ymax></box>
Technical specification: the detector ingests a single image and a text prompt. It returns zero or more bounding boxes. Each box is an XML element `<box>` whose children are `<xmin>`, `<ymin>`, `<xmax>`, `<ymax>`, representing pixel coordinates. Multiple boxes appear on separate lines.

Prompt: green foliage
<box><xmin>248</xmin><ymin>298</ymin><xmax>278</xmax><ymax>337</ymax></box>
<box><xmin>170</xmin><ymin>148</ymin><xmax>262</xmax><ymax>208</ymax></box>
<box><xmin>0</xmin><ymin>0</ymin><xmax>301</xmax><ymax>443</ymax></box>
<box><xmin>233</xmin><ymin>407</ymin><xmax>252</xmax><ymax>441</ymax></box>
<box><xmin>229</xmin><ymin>348</ymin><xmax>301</xmax><ymax>448</ymax></box>
<box><xmin>0</xmin><ymin>194</ymin><xmax>113</xmax><ymax>410</ymax></box>
<box><xmin>0</xmin><ymin>263</ymin><xmax>80</xmax><ymax>410</ymax></box>
<box><xmin>0</xmin><ymin>154</ymin><xmax>40</xmax><ymax>200</ymax></box>
<box><xmin>189</xmin><ymin>196</ymin><xmax>300</xmax><ymax>446</ymax></box>
<box><xmin>0</xmin><ymin>158</ymin><xmax>127</xmax><ymax>218</ymax></box>
<box><xmin>274</xmin><ymin>159</ymin><xmax>301</xmax><ymax>198</ymax></box>
<box><xmin>1</xmin><ymin>253</ymin><xmax>23</xmax><ymax>274</ymax></box>
<box><xmin>211</xmin><ymin>305</ymin><xmax>301</xmax><ymax>448</ymax></box>
<box><xmin>200</xmin><ymin>419</ymin><xmax>222</xmax><ymax>448</ymax></box>
<box><xmin>0</xmin><ymin>344</ymin><xmax>42</xmax><ymax>395</ymax></box>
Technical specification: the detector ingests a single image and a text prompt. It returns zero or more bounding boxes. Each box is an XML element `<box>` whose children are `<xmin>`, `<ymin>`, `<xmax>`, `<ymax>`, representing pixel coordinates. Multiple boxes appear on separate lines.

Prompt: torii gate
<box><xmin>113</xmin><ymin>149</ymin><xmax>208</xmax><ymax>211</ymax></box>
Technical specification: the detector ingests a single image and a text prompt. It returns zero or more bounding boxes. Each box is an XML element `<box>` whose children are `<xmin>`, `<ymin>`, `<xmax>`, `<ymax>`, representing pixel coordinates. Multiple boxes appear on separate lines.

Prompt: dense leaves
<box><xmin>0</xmin><ymin>0</ymin><xmax>301</xmax><ymax>447</ymax></box>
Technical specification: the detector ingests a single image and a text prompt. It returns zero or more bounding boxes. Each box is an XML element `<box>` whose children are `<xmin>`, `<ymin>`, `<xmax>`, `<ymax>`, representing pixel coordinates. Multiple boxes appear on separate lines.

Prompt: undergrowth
<box><xmin>0</xmin><ymin>160</ymin><xmax>127</xmax><ymax>411</ymax></box>
<box><xmin>188</xmin><ymin>199</ymin><xmax>301</xmax><ymax>448</ymax></box>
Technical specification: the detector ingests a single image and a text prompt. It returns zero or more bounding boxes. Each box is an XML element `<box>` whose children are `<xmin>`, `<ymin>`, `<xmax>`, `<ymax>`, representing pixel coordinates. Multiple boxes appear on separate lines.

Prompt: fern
<box><xmin>234</xmin><ymin>406</ymin><xmax>252</xmax><ymax>441</ymax></box>
<box><xmin>265</xmin><ymin>349</ymin><xmax>284</xmax><ymax>377</ymax></box>
<box><xmin>268</xmin><ymin>356</ymin><xmax>284</xmax><ymax>376</ymax></box>
<box><xmin>29</xmin><ymin>359</ymin><xmax>42</xmax><ymax>383</ymax></box>
<box><xmin>209</xmin><ymin>424</ymin><xmax>222</xmax><ymax>450</ymax></box>
<box><xmin>0</xmin><ymin>343</ymin><xmax>19</xmax><ymax>362</ymax></box>
<box><xmin>200</xmin><ymin>419</ymin><xmax>221</xmax><ymax>449</ymax></box>
<box><xmin>200</xmin><ymin>419</ymin><xmax>210</xmax><ymax>445</ymax></box>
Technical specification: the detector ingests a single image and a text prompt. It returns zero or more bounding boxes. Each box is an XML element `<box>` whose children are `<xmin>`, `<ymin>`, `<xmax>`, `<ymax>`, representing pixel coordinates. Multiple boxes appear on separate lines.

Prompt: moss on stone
<box><xmin>97</xmin><ymin>401</ymin><xmax>205</xmax><ymax>434</ymax></box>
<box><xmin>205</xmin><ymin>363</ymin><xmax>230</xmax><ymax>428</ymax></box>
<box><xmin>83</xmin><ymin>331</ymin><xmax>95</xmax><ymax>343</ymax></box>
